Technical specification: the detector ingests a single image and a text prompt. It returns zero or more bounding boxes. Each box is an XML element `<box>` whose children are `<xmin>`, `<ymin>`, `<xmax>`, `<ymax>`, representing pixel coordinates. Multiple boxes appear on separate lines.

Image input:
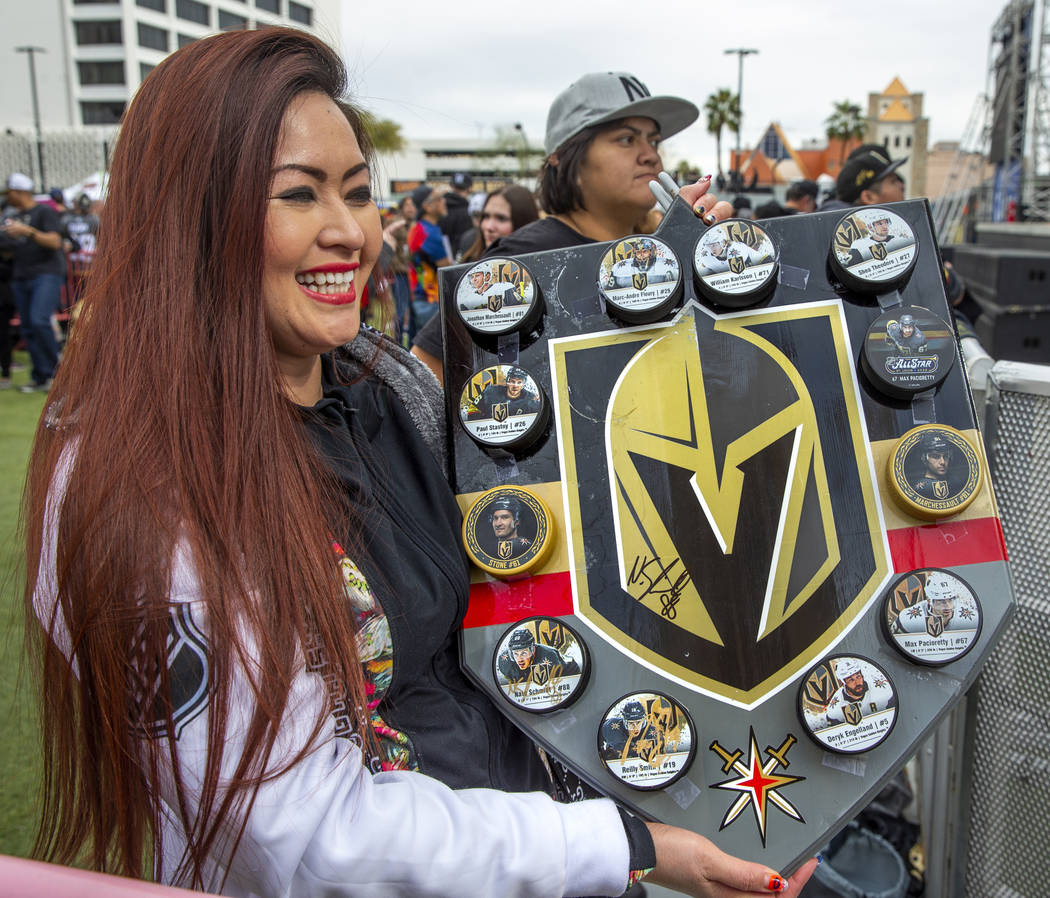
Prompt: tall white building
<box><xmin>3</xmin><ymin>0</ymin><xmax>341</xmax><ymax>130</ymax></box>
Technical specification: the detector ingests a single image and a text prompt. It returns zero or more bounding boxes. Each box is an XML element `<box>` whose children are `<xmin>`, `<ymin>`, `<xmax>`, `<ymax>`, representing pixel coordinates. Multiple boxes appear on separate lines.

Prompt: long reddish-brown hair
<box><xmin>23</xmin><ymin>28</ymin><xmax>372</xmax><ymax>885</ymax></box>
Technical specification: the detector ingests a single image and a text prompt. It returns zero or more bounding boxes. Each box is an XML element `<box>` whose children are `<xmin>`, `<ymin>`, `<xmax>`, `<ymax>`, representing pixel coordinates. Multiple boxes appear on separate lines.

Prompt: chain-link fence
<box><xmin>961</xmin><ymin>361</ymin><xmax>1050</xmax><ymax>898</ymax></box>
<box><xmin>0</xmin><ymin>129</ymin><xmax>117</xmax><ymax>193</ymax></box>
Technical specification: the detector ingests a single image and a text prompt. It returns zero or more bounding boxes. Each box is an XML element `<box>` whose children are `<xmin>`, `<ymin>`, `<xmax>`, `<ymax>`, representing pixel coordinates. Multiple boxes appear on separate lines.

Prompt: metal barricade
<box><xmin>922</xmin><ymin>359</ymin><xmax>1050</xmax><ymax>897</ymax></box>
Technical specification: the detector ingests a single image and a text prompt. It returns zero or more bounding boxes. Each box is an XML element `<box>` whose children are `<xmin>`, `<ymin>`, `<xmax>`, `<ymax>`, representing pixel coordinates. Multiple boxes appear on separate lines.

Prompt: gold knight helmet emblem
<box><xmin>552</xmin><ymin>301</ymin><xmax>889</xmax><ymax>706</ymax></box>
<box><xmin>608</xmin><ymin>307</ymin><xmax>837</xmax><ymax>651</ymax></box>
<box><xmin>493</xmin><ymin>403</ymin><xmax>509</xmax><ymax>423</ymax></box>
<box><xmin>488</xmin><ymin>293</ymin><xmax>503</xmax><ymax>313</ymax></box>
<box><xmin>729</xmin><ymin>255</ymin><xmax>746</xmax><ymax>274</ymax></box>
<box><xmin>871</xmin><ymin>242</ymin><xmax>888</xmax><ymax>261</ymax></box>
<box><xmin>934</xmin><ymin>480</ymin><xmax>949</xmax><ymax>499</ymax></box>
<box><xmin>926</xmin><ymin>613</ymin><xmax>944</xmax><ymax>638</ymax></box>
<box><xmin>498</xmin><ymin>540</ymin><xmax>513</xmax><ymax>559</ymax></box>
<box><xmin>844</xmin><ymin>702</ymin><xmax>863</xmax><ymax>726</ymax></box>
<box><xmin>632</xmin><ymin>272</ymin><xmax>648</xmax><ymax>291</ymax></box>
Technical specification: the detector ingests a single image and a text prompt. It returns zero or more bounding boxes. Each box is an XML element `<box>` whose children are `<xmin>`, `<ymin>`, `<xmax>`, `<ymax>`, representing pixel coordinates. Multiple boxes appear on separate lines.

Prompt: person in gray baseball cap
<box><xmin>410</xmin><ymin>71</ymin><xmax>733</xmax><ymax>382</ymax></box>
<box><xmin>537</xmin><ymin>71</ymin><xmax>720</xmax><ymax>244</ymax></box>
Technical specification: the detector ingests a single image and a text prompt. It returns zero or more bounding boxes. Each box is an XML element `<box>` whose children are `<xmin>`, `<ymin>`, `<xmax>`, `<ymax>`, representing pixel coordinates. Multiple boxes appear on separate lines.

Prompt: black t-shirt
<box><xmin>65</xmin><ymin>212</ymin><xmax>100</xmax><ymax>255</ymax></box>
<box><xmin>9</xmin><ymin>204</ymin><xmax>66</xmax><ymax>279</ymax></box>
<box><xmin>412</xmin><ymin>217</ymin><xmax>594</xmax><ymax>359</ymax></box>
<box><xmin>483</xmin><ymin>217</ymin><xmax>594</xmax><ymax>257</ymax></box>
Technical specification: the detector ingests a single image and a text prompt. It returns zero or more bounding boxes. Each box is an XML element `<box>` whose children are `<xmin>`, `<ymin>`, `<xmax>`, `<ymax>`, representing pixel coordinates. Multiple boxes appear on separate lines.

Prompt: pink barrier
<box><xmin>0</xmin><ymin>855</ymin><xmax>220</xmax><ymax>897</ymax></box>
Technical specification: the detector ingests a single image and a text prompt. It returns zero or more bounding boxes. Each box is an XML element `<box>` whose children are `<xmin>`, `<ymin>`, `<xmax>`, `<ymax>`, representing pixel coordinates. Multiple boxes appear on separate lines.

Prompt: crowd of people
<box><xmin>0</xmin><ymin>178</ymin><xmax>99</xmax><ymax>391</ymax></box>
<box><xmin>25</xmin><ymin>23</ymin><xmax>980</xmax><ymax>898</ymax></box>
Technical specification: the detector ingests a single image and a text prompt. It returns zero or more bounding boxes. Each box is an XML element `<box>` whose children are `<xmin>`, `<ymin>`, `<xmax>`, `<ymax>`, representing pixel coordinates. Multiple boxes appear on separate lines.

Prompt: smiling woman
<box><xmin>22</xmin><ymin>27</ymin><xmax>812</xmax><ymax>898</ymax></box>
<box><xmin>263</xmin><ymin>92</ymin><xmax>380</xmax><ymax>403</ymax></box>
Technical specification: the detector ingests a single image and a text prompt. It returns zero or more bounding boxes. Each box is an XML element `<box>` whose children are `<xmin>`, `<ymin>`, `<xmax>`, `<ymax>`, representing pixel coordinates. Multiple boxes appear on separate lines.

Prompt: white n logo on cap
<box><xmin>619</xmin><ymin>76</ymin><xmax>651</xmax><ymax>102</ymax></box>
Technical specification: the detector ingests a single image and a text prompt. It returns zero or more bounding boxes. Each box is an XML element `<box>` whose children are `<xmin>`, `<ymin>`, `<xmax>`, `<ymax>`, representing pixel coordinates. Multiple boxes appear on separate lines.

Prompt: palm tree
<box><xmin>359</xmin><ymin>111</ymin><xmax>405</xmax><ymax>154</ymax></box>
<box><xmin>825</xmin><ymin>100</ymin><xmax>867</xmax><ymax>166</ymax></box>
<box><xmin>704</xmin><ymin>89</ymin><xmax>740</xmax><ymax>178</ymax></box>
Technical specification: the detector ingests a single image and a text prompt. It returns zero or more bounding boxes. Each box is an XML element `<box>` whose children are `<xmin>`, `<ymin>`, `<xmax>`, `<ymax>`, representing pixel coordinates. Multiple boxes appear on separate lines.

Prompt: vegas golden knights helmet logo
<box><xmin>892</xmin><ymin>574</ymin><xmax>924</xmax><ymax>614</ymax></box>
<box><xmin>493</xmin><ymin>403</ymin><xmax>508</xmax><ymax>423</ymax></box>
<box><xmin>633</xmin><ymin>272</ymin><xmax>648</xmax><ymax>291</ymax></box>
<box><xmin>498</xmin><ymin>540</ymin><xmax>513</xmax><ymax>559</ymax></box>
<box><xmin>530</xmin><ymin>660</ymin><xmax>551</xmax><ymax>685</ymax></box>
<box><xmin>871</xmin><ymin>242</ymin><xmax>888</xmax><ymax>262</ymax></box>
<box><xmin>934</xmin><ymin>480</ymin><xmax>949</xmax><ymax>499</ymax></box>
<box><xmin>729</xmin><ymin>255</ymin><xmax>746</xmax><ymax>274</ymax></box>
<box><xmin>537</xmin><ymin>619</ymin><xmax>565</xmax><ymax>651</ymax></box>
<box><xmin>551</xmin><ymin>302</ymin><xmax>890</xmax><ymax>707</ymax></box>
<box><xmin>926</xmin><ymin>613</ymin><xmax>944</xmax><ymax>638</ymax></box>
<box><xmin>802</xmin><ymin>664</ymin><xmax>836</xmax><ymax>709</ymax></box>
<box><xmin>488</xmin><ymin>293</ymin><xmax>503</xmax><ymax>313</ymax></box>
<box><xmin>844</xmin><ymin>702</ymin><xmax>863</xmax><ymax>726</ymax></box>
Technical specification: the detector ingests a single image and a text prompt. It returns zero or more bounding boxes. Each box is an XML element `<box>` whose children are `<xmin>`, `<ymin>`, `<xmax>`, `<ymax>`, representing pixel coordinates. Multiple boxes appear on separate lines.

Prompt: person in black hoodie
<box><xmin>439</xmin><ymin>171</ymin><xmax>475</xmax><ymax>253</ymax></box>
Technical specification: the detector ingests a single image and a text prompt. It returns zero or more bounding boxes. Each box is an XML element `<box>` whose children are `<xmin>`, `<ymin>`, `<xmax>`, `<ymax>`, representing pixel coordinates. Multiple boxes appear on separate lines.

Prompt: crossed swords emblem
<box><xmin>709</xmin><ymin>728</ymin><xmax>806</xmax><ymax>846</ymax></box>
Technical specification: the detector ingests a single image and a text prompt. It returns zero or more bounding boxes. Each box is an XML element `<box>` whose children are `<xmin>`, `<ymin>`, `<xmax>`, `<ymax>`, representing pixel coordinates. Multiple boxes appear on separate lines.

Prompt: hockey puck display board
<box><xmin>438</xmin><ymin>198</ymin><xmax>1014</xmax><ymax>874</ymax></box>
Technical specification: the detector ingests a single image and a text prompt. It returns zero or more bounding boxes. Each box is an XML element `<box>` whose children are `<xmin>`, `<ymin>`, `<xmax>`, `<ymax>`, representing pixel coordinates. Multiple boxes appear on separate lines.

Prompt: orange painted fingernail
<box><xmin>767</xmin><ymin>874</ymin><xmax>787</xmax><ymax>891</ymax></box>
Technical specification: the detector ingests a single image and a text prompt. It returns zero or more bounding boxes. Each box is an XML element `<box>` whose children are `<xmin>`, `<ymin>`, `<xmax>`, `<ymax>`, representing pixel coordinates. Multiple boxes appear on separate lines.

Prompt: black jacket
<box><xmin>439</xmin><ymin>192</ymin><xmax>473</xmax><ymax>254</ymax></box>
<box><xmin>302</xmin><ymin>357</ymin><xmax>550</xmax><ymax>792</ymax></box>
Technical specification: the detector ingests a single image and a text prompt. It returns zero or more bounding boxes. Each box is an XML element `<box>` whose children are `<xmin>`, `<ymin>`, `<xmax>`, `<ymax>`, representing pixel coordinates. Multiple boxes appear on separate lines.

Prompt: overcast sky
<box><xmin>338</xmin><ymin>0</ymin><xmax>1003</xmax><ymax>172</ymax></box>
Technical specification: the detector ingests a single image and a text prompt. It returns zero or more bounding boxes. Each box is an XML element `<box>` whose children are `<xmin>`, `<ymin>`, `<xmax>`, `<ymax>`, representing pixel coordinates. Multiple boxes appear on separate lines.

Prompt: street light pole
<box><xmin>723</xmin><ymin>47</ymin><xmax>758</xmax><ymax>190</ymax></box>
<box><xmin>15</xmin><ymin>45</ymin><xmax>47</xmax><ymax>190</ymax></box>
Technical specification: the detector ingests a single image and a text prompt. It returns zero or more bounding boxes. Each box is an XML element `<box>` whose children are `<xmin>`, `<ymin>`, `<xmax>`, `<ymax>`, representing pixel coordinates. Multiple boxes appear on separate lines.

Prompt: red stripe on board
<box><xmin>463</xmin><ymin>570</ymin><xmax>574</xmax><ymax>629</ymax></box>
<box><xmin>888</xmin><ymin>516</ymin><xmax>1008</xmax><ymax>571</ymax></box>
<box><xmin>465</xmin><ymin>517</ymin><xmax>1008</xmax><ymax>629</ymax></box>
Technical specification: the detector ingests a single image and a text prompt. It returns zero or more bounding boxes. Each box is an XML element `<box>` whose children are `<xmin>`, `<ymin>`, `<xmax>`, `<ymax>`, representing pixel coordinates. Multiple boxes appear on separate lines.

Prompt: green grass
<box><xmin>0</xmin><ymin>354</ymin><xmax>49</xmax><ymax>858</ymax></box>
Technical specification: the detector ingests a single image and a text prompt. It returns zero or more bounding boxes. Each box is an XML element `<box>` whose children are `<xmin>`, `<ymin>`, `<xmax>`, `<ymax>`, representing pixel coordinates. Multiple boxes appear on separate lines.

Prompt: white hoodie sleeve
<box><xmin>144</xmin><ymin>546</ymin><xmax>634</xmax><ymax>898</ymax></box>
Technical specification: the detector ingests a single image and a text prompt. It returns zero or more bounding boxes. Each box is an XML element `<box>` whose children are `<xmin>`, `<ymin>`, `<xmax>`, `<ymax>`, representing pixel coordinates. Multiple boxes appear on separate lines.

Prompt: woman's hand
<box><xmin>646</xmin><ymin>822</ymin><xmax>818</xmax><ymax>897</ymax></box>
<box><xmin>677</xmin><ymin>176</ymin><xmax>734</xmax><ymax>226</ymax></box>
<box><xmin>650</xmin><ymin>173</ymin><xmax>734</xmax><ymax>226</ymax></box>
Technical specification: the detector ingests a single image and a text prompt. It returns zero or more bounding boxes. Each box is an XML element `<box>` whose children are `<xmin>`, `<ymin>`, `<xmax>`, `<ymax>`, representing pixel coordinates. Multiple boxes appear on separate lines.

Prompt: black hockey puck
<box><xmin>457</xmin><ymin>363</ymin><xmax>550</xmax><ymax>452</ymax></box>
<box><xmin>454</xmin><ymin>258</ymin><xmax>544</xmax><ymax>338</ymax></box>
<box><xmin>596</xmin><ymin>235</ymin><xmax>683</xmax><ymax>324</ymax></box>
<box><xmin>692</xmin><ymin>219</ymin><xmax>779</xmax><ymax>308</ymax></box>
<box><xmin>859</xmin><ymin>304</ymin><xmax>956</xmax><ymax>399</ymax></box>
<box><xmin>829</xmin><ymin>207</ymin><xmax>917</xmax><ymax>294</ymax></box>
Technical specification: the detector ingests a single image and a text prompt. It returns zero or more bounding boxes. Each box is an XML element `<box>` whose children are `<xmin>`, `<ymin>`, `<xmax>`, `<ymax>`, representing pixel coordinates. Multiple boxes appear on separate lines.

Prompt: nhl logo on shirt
<box><xmin>632</xmin><ymin>272</ymin><xmax>648</xmax><ymax>291</ymax></box>
<box><xmin>492</xmin><ymin>403</ymin><xmax>508</xmax><ymax>423</ymax></box>
<box><xmin>142</xmin><ymin>605</ymin><xmax>210</xmax><ymax>740</ymax></box>
<box><xmin>488</xmin><ymin>293</ymin><xmax>503</xmax><ymax>313</ymax></box>
<box><xmin>729</xmin><ymin>255</ymin><xmax>746</xmax><ymax>274</ymax></box>
<box><xmin>871</xmin><ymin>242</ymin><xmax>888</xmax><ymax>261</ymax></box>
